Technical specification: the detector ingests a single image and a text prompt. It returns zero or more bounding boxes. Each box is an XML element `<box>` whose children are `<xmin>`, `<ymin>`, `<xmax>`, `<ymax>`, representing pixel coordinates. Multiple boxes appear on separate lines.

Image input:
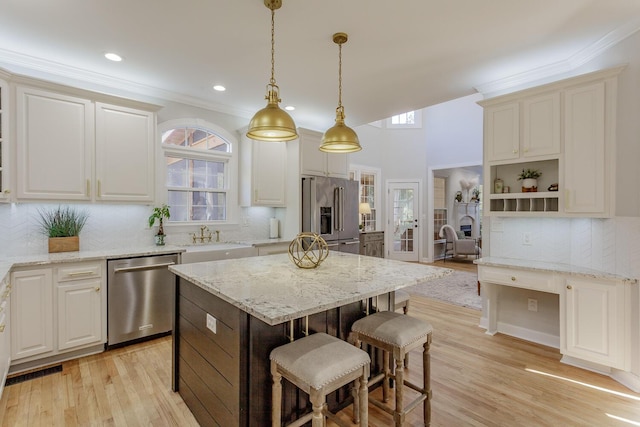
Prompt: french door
<box><xmin>386</xmin><ymin>181</ymin><xmax>420</xmax><ymax>261</ymax></box>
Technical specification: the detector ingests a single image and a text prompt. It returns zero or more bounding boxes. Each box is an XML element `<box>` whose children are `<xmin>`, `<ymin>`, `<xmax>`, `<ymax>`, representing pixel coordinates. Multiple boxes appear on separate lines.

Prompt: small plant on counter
<box><xmin>148</xmin><ymin>204</ymin><xmax>171</xmax><ymax>245</ymax></box>
<box><xmin>37</xmin><ymin>206</ymin><xmax>89</xmax><ymax>253</ymax></box>
<box><xmin>37</xmin><ymin>206</ymin><xmax>89</xmax><ymax>238</ymax></box>
<box><xmin>517</xmin><ymin>168</ymin><xmax>542</xmax><ymax>180</ymax></box>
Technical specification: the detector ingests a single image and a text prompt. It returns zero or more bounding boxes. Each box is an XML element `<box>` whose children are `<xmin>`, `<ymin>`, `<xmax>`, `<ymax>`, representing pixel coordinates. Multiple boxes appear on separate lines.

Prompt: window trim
<box><xmin>157</xmin><ymin>118</ymin><xmax>239</xmax><ymax>227</ymax></box>
<box><xmin>350</xmin><ymin>164</ymin><xmax>382</xmax><ymax>232</ymax></box>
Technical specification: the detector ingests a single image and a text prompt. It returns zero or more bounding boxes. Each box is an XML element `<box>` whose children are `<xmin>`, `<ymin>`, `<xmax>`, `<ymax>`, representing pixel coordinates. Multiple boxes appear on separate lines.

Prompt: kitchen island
<box><xmin>169</xmin><ymin>252</ymin><xmax>451</xmax><ymax>427</ymax></box>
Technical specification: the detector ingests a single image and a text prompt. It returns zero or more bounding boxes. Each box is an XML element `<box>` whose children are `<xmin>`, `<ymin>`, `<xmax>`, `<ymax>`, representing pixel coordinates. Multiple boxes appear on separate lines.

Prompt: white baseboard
<box><xmin>479</xmin><ymin>319</ymin><xmax>560</xmax><ymax>348</ymax></box>
<box><xmin>611</xmin><ymin>370</ymin><xmax>640</xmax><ymax>393</ymax></box>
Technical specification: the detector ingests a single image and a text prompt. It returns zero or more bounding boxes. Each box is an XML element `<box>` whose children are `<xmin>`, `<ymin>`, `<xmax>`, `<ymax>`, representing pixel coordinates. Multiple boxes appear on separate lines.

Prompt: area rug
<box><xmin>404</xmin><ymin>270</ymin><xmax>481</xmax><ymax>310</ymax></box>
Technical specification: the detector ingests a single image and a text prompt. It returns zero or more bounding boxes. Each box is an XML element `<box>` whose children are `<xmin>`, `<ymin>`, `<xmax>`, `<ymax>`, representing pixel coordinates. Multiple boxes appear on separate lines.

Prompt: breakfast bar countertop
<box><xmin>169</xmin><ymin>252</ymin><xmax>452</xmax><ymax>326</ymax></box>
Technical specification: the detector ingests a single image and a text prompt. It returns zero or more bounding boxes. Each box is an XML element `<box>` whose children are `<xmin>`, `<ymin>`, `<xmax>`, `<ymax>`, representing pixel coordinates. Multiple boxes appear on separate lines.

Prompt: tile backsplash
<box><xmin>488</xmin><ymin>216</ymin><xmax>640</xmax><ymax>279</ymax></box>
<box><xmin>0</xmin><ymin>203</ymin><xmax>279</xmax><ymax>257</ymax></box>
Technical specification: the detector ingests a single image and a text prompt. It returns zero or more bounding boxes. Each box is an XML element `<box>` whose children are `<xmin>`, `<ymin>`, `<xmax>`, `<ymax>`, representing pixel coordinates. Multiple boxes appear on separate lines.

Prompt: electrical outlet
<box><xmin>523</xmin><ymin>232</ymin><xmax>532</xmax><ymax>245</ymax></box>
<box><xmin>206</xmin><ymin>313</ymin><xmax>217</xmax><ymax>334</ymax></box>
<box><xmin>527</xmin><ymin>298</ymin><xmax>538</xmax><ymax>312</ymax></box>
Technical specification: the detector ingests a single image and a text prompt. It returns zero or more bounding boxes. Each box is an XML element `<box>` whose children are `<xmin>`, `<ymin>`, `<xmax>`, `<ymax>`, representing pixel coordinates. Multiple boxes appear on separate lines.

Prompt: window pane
<box><xmin>167</xmin><ymin>157</ymin><xmax>189</xmax><ymax>187</ymax></box>
<box><xmin>168</xmin><ymin>191</ymin><xmax>189</xmax><ymax>222</ymax></box>
<box><xmin>163</xmin><ymin>127</ymin><xmax>231</xmax><ymax>153</ymax></box>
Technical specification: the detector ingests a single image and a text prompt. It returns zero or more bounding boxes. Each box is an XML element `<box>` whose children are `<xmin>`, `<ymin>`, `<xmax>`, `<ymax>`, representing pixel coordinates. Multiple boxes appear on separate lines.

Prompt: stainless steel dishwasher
<box><xmin>107</xmin><ymin>253</ymin><xmax>178</xmax><ymax>347</ymax></box>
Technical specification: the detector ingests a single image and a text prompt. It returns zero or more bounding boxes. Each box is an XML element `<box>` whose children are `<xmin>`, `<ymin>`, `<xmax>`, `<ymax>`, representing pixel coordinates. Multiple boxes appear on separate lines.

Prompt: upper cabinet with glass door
<box><xmin>0</xmin><ymin>74</ymin><xmax>10</xmax><ymax>202</ymax></box>
<box><xmin>480</xmin><ymin>66</ymin><xmax>623</xmax><ymax>217</ymax></box>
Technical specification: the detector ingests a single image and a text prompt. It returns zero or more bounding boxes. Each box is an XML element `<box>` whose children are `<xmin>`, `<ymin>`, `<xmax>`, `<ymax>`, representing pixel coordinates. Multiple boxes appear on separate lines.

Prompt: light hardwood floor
<box><xmin>2</xmin><ymin>266</ymin><xmax>640</xmax><ymax>426</ymax></box>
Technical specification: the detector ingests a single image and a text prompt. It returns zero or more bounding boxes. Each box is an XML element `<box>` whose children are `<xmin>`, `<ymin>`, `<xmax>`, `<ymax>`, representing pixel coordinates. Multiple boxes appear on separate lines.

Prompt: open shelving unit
<box><xmin>489</xmin><ymin>191</ymin><xmax>559</xmax><ymax>213</ymax></box>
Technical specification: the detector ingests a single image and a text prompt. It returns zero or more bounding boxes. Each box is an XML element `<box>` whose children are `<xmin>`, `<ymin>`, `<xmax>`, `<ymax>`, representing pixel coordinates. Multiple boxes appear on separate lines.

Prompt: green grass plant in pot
<box><xmin>149</xmin><ymin>204</ymin><xmax>170</xmax><ymax>245</ymax></box>
<box><xmin>38</xmin><ymin>206</ymin><xmax>89</xmax><ymax>253</ymax></box>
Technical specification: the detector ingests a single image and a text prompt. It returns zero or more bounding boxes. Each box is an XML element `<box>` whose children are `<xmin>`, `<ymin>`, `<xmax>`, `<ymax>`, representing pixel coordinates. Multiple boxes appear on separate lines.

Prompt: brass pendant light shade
<box><xmin>247</xmin><ymin>0</ymin><xmax>298</xmax><ymax>142</ymax></box>
<box><xmin>320</xmin><ymin>32</ymin><xmax>361</xmax><ymax>153</ymax></box>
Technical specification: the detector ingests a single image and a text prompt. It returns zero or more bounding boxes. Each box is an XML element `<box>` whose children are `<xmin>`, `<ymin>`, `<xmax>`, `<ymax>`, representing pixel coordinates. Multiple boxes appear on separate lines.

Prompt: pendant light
<box><xmin>246</xmin><ymin>0</ymin><xmax>298</xmax><ymax>142</ymax></box>
<box><xmin>320</xmin><ymin>32</ymin><xmax>361</xmax><ymax>153</ymax></box>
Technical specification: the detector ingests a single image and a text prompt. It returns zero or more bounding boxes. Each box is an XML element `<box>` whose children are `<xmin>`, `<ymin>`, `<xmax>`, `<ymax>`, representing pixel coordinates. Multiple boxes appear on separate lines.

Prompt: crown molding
<box><xmin>474</xmin><ymin>19</ymin><xmax>640</xmax><ymax>97</ymax></box>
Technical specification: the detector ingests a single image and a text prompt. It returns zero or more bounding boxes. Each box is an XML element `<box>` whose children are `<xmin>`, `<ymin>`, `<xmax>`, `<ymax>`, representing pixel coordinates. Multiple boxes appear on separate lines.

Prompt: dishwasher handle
<box><xmin>113</xmin><ymin>261</ymin><xmax>175</xmax><ymax>273</ymax></box>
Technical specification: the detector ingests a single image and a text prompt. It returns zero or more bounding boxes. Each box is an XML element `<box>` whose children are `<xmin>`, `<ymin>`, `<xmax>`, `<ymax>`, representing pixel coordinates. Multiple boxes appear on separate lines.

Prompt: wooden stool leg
<box><xmin>271</xmin><ymin>361</ymin><xmax>282</xmax><ymax>427</ymax></box>
<box><xmin>352</xmin><ymin>377</ymin><xmax>361</xmax><ymax>424</ymax></box>
<box><xmin>394</xmin><ymin>356</ymin><xmax>405</xmax><ymax>427</ymax></box>
<box><xmin>404</xmin><ymin>301</ymin><xmax>410</xmax><ymax>368</ymax></box>
<box><xmin>309</xmin><ymin>389</ymin><xmax>324</xmax><ymax>427</ymax></box>
<box><xmin>424</xmin><ymin>335</ymin><xmax>432</xmax><ymax>427</ymax></box>
<box><xmin>382</xmin><ymin>350</ymin><xmax>390</xmax><ymax>403</ymax></box>
<box><xmin>359</xmin><ymin>369</ymin><xmax>368</xmax><ymax>427</ymax></box>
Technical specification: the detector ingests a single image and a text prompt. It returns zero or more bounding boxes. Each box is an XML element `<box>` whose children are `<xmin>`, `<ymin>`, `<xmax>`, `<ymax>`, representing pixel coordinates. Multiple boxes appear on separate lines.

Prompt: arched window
<box><xmin>159</xmin><ymin>119</ymin><xmax>237</xmax><ymax>223</ymax></box>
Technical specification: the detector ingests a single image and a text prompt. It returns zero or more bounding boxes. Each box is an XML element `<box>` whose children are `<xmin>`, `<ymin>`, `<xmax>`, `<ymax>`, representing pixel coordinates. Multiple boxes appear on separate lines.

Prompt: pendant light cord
<box><xmin>338</xmin><ymin>42</ymin><xmax>343</xmax><ymax>109</ymax></box>
<box><xmin>270</xmin><ymin>8</ymin><xmax>276</xmax><ymax>86</ymax></box>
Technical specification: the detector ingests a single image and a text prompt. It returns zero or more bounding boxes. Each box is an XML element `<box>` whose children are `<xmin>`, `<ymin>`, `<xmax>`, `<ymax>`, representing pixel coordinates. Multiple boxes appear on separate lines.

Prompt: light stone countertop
<box><xmin>169</xmin><ymin>252</ymin><xmax>453</xmax><ymax>326</ymax></box>
<box><xmin>0</xmin><ymin>245</ymin><xmax>186</xmax><ymax>283</ymax></box>
<box><xmin>475</xmin><ymin>256</ymin><xmax>638</xmax><ymax>284</ymax></box>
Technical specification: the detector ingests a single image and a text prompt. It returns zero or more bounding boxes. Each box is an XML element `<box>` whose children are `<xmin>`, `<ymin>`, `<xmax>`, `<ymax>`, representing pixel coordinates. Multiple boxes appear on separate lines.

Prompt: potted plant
<box><xmin>471</xmin><ymin>187</ymin><xmax>480</xmax><ymax>202</ymax></box>
<box><xmin>517</xmin><ymin>168</ymin><xmax>542</xmax><ymax>192</ymax></box>
<box><xmin>38</xmin><ymin>206</ymin><xmax>89</xmax><ymax>253</ymax></box>
<box><xmin>148</xmin><ymin>204</ymin><xmax>171</xmax><ymax>245</ymax></box>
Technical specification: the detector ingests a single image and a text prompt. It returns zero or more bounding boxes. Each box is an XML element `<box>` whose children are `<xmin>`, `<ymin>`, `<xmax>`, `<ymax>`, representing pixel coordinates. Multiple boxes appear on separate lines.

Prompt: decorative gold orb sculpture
<box><xmin>288</xmin><ymin>232</ymin><xmax>329</xmax><ymax>269</ymax></box>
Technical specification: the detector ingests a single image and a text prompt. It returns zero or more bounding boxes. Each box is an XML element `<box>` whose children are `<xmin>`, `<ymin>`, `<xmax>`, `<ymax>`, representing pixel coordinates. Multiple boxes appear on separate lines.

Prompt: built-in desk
<box><xmin>169</xmin><ymin>252</ymin><xmax>451</xmax><ymax>426</ymax></box>
<box><xmin>476</xmin><ymin>257</ymin><xmax>638</xmax><ymax>390</ymax></box>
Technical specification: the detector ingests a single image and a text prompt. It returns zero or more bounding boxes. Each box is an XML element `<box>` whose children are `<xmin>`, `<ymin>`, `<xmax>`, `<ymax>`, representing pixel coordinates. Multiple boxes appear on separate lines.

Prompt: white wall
<box><xmin>350</xmin><ymin>95</ymin><xmax>484</xmax><ymax>260</ymax></box>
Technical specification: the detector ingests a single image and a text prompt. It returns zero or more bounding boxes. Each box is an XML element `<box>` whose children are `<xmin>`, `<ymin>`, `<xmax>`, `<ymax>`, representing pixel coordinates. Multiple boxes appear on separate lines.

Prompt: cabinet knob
<box><xmin>511</xmin><ymin>276</ymin><xmax>516</xmax><ymax>281</ymax></box>
<box><xmin>3</xmin><ymin>189</ymin><xmax>10</xmax><ymax>194</ymax></box>
<box><xmin>512</xmin><ymin>150</ymin><xmax>518</xmax><ymax>154</ymax></box>
<box><xmin>0</xmin><ymin>324</ymin><xmax>5</xmax><ymax>333</ymax></box>
<box><xmin>566</xmin><ymin>285</ymin><xmax>572</xmax><ymax>290</ymax></box>
<box><xmin>95</xmin><ymin>287</ymin><xmax>101</xmax><ymax>292</ymax></box>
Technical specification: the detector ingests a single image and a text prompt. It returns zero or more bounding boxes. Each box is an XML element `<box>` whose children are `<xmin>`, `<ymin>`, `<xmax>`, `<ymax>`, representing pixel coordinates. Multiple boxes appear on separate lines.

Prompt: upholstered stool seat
<box><xmin>371</xmin><ymin>290</ymin><xmax>412</xmax><ymax>366</ymax></box>
<box><xmin>270</xmin><ymin>332</ymin><xmax>370</xmax><ymax>427</ymax></box>
<box><xmin>350</xmin><ymin>311</ymin><xmax>433</xmax><ymax>427</ymax></box>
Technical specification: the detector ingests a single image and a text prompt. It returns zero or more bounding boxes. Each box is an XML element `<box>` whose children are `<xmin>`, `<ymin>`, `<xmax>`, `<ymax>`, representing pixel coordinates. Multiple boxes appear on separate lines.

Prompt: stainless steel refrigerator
<box><xmin>301</xmin><ymin>176</ymin><xmax>360</xmax><ymax>253</ymax></box>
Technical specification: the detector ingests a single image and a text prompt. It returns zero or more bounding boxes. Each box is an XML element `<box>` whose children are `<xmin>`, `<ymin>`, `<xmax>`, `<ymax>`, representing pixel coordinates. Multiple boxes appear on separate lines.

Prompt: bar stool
<box><xmin>350</xmin><ymin>311</ymin><xmax>433</xmax><ymax>427</ymax></box>
<box><xmin>371</xmin><ymin>290</ymin><xmax>411</xmax><ymax>366</ymax></box>
<box><xmin>270</xmin><ymin>332</ymin><xmax>371</xmax><ymax>427</ymax></box>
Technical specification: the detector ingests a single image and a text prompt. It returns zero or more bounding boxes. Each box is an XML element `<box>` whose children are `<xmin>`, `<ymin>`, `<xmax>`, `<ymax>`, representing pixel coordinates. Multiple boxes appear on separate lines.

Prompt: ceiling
<box><xmin>1</xmin><ymin>0</ymin><xmax>639</xmax><ymax>132</ymax></box>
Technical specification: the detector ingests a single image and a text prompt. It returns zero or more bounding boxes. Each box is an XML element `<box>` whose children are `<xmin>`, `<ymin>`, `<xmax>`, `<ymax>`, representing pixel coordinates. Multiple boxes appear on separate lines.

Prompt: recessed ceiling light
<box><xmin>213</xmin><ymin>85</ymin><xmax>226</xmax><ymax>92</ymax></box>
<box><xmin>285</xmin><ymin>105</ymin><xmax>295</xmax><ymax>111</ymax></box>
<box><xmin>105</xmin><ymin>52</ymin><xmax>122</xmax><ymax>62</ymax></box>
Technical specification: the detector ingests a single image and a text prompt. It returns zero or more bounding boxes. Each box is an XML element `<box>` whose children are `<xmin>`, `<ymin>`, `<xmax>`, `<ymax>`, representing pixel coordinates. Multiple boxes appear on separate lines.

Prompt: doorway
<box><xmin>386</xmin><ymin>180</ymin><xmax>420</xmax><ymax>262</ymax></box>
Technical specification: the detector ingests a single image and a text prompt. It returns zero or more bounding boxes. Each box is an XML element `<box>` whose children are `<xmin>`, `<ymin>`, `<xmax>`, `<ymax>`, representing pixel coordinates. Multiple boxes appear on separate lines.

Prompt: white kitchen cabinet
<box><xmin>56</xmin><ymin>262</ymin><xmax>104</xmax><ymax>350</ymax></box>
<box><xmin>10</xmin><ymin>268</ymin><xmax>54</xmax><ymax>360</ymax></box>
<box><xmin>10</xmin><ymin>261</ymin><xmax>105</xmax><ymax>366</ymax></box>
<box><xmin>522</xmin><ymin>92</ymin><xmax>561</xmax><ymax>158</ymax></box>
<box><xmin>561</xmin><ymin>276</ymin><xmax>627</xmax><ymax>369</ymax></box>
<box><xmin>299</xmin><ymin>128</ymin><xmax>348</xmax><ymax>178</ymax></box>
<box><xmin>0</xmin><ymin>276</ymin><xmax>11</xmax><ymax>399</ymax></box>
<box><xmin>239</xmin><ymin>136</ymin><xmax>286</xmax><ymax>207</ymax></box>
<box><xmin>485</xmin><ymin>93</ymin><xmax>560</xmax><ymax>164</ymax></box>
<box><xmin>0</xmin><ymin>75</ymin><xmax>10</xmax><ymax>202</ymax></box>
<box><xmin>94</xmin><ymin>102</ymin><xmax>155</xmax><ymax>202</ymax></box>
<box><xmin>563</xmin><ymin>81</ymin><xmax>610</xmax><ymax>215</ymax></box>
<box><xmin>481</xmin><ymin>66</ymin><xmax>622</xmax><ymax>217</ymax></box>
<box><xmin>485</xmin><ymin>102</ymin><xmax>519</xmax><ymax>162</ymax></box>
<box><xmin>16</xmin><ymin>85</ymin><xmax>157</xmax><ymax>203</ymax></box>
<box><xmin>16</xmin><ymin>87</ymin><xmax>93</xmax><ymax>200</ymax></box>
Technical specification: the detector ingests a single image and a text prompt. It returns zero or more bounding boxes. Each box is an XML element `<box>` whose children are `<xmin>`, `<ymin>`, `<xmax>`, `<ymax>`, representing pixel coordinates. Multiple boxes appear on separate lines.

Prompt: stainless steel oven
<box><xmin>107</xmin><ymin>254</ymin><xmax>178</xmax><ymax>346</ymax></box>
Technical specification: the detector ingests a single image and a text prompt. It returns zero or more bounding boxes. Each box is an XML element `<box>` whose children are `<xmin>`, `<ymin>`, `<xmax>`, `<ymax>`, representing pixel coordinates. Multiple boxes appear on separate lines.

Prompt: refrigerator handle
<box><xmin>310</xmin><ymin>177</ymin><xmax>317</xmax><ymax>233</ymax></box>
<box><xmin>340</xmin><ymin>186</ymin><xmax>345</xmax><ymax>231</ymax></box>
<box><xmin>333</xmin><ymin>187</ymin><xmax>340</xmax><ymax>231</ymax></box>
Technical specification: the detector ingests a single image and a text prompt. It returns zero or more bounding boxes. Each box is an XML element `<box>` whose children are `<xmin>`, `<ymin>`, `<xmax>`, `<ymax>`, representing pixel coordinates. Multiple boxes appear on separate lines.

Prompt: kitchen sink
<box><xmin>181</xmin><ymin>243</ymin><xmax>258</xmax><ymax>263</ymax></box>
